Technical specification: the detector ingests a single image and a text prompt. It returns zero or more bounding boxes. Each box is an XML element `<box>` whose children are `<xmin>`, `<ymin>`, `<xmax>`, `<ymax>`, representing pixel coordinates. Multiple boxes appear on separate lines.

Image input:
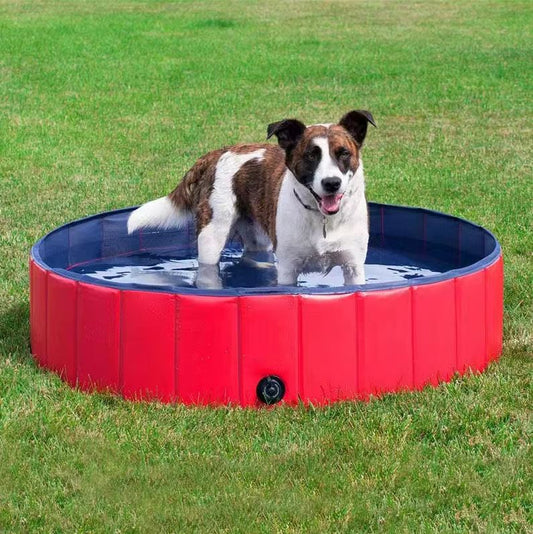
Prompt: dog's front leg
<box><xmin>277</xmin><ymin>263</ymin><xmax>298</xmax><ymax>286</ymax></box>
<box><xmin>196</xmin><ymin>263</ymin><xmax>223</xmax><ymax>290</ymax></box>
<box><xmin>340</xmin><ymin>240</ymin><xmax>368</xmax><ymax>285</ymax></box>
<box><xmin>341</xmin><ymin>248</ymin><xmax>366</xmax><ymax>285</ymax></box>
<box><xmin>276</xmin><ymin>250</ymin><xmax>300</xmax><ymax>286</ymax></box>
<box><xmin>342</xmin><ymin>262</ymin><xmax>365</xmax><ymax>285</ymax></box>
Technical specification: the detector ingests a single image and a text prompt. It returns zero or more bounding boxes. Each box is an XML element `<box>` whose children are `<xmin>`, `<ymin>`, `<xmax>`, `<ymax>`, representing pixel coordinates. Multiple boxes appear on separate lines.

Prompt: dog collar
<box><xmin>293</xmin><ymin>188</ymin><xmax>318</xmax><ymax>211</ymax></box>
<box><xmin>293</xmin><ymin>188</ymin><xmax>328</xmax><ymax>239</ymax></box>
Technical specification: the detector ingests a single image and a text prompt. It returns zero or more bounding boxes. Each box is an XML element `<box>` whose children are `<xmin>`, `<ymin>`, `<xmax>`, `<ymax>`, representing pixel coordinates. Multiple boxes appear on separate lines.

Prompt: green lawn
<box><xmin>0</xmin><ymin>0</ymin><xmax>531</xmax><ymax>532</ymax></box>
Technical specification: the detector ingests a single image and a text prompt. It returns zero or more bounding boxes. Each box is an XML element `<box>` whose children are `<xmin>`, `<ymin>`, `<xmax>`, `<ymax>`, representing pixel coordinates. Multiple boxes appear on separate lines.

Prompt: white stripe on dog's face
<box><xmin>311</xmin><ymin>136</ymin><xmax>353</xmax><ymax>196</ymax></box>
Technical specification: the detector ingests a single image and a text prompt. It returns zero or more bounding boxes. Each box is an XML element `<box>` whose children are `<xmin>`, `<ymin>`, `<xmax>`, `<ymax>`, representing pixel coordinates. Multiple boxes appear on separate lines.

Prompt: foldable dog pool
<box><xmin>29</xmin><ymin>203</ymin><xmax>503</xmax><ymax>406</ymax></box>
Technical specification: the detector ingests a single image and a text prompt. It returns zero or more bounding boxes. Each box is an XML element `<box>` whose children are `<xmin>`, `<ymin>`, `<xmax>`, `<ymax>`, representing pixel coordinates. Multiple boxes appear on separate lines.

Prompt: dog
<box><xmin>127</xmin><ymin>109</ymin><xmax>376</xmax><ymax>287</ymax></box>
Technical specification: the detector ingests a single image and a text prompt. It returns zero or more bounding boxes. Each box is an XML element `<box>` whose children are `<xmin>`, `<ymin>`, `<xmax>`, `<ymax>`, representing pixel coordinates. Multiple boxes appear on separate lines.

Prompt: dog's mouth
<box><xmin>319</xmin><ymin>194</ymin><xmax>344</xmax><ymax>215</ymax></box>
<box><xmin>308</xmin><ymin>188</ymin><xmax>344</xmax><ymax>215</ymax></box>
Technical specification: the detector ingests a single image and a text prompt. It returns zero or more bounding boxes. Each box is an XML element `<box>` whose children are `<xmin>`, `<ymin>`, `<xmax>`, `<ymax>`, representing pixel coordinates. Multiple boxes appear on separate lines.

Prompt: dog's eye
<box><xmin>336</xmin><ymin>148</ymin><xmax>351</xmax><ymax>160</ymax></box>
<box><xmin>306</xmin><ymin>146</ymin><xmax>321</xmax><ymax>161</ymax></box>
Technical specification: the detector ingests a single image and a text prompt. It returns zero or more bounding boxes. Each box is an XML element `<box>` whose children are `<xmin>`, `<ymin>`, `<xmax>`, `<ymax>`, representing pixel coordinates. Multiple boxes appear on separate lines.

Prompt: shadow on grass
<box><xmin>0</xmin><ymin>302</ymin><xmax>32</xmax><ymax>362</ymax></box>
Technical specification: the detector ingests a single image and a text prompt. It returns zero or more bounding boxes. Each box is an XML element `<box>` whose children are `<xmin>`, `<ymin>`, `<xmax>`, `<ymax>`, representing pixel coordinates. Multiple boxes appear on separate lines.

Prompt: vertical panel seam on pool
<box><xmin>482</xmin><ymin>266</ymin><xmax>488</xmax><ymax>370</ymax></box>
<box><xmin>44</xmin><ymin>268</ymin><xmax>48</xmax><ymax>366</ymax></box>
<box><xmin>410</xmin><ymin>286</ymin><xmax>416</xmax><ymax>390</ymax></box>
<box><xmin>174</xmin><ymin>294</ymin><xmax>180</xmax><ymax>401</ymax></box>
<box><xmin>454</xmin><ymin>277</ymin><xmax>459</xmax><ymax>373</ymax></box>
<box><xmin>297</xmin><ymin>295</ymin><xmax>304</xmax><ymax>401</ymax></box>
<box><xmin>118</xmin><ymin>291</ymin><xmax>124</xmax><ymax>394</ymax></box>
<box><xmin>237</xmin><ymin>296</ymin><xmax>243</xmax><ymax>406</ymax></box>
<box><xmin>354</xmin><ymin>292</ymin><xmax>360</xmax><ymax>398</ymax></box>
<box><xmin>74</xmin><ymin>281</ymin><xmax>79</xmax><ymax>386</ymax></box>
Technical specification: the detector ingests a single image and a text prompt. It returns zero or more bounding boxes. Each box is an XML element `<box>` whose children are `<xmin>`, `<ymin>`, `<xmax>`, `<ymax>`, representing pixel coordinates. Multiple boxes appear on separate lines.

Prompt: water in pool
<box><xmin>69</xmin><ymin>237</ymin><xmax>470</xmax><ymax>289</ymax></box>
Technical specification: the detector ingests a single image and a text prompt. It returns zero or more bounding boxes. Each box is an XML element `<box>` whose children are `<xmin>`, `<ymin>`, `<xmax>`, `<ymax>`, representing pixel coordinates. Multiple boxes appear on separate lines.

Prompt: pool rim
<box><xmin>30</xmin><ymin>202</ymin><xmax>502</xmax><ymax>296</ymax></box>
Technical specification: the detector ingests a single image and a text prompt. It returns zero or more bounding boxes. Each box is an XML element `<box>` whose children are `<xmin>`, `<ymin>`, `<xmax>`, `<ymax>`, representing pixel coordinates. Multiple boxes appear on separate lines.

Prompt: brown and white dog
<box><xmin>127</xmin><ymin>110</ymin><xmax>376</xmax><ymax>287</ymax></box>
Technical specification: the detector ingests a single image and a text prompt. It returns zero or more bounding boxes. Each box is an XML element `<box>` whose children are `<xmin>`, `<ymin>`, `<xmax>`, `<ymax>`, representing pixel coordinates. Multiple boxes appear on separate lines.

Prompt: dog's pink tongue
<box><xmin>321</xmin><ymin>194</ymin><xmax>343</xmax><ymax>214</ymax></box>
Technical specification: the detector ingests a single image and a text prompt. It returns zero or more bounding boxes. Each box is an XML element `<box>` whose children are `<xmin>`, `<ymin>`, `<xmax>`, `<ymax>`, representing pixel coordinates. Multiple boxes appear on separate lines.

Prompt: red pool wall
<box><xmin>29</xmin><ymin>255</ymin><xmax>504</xmax><ymax>406</ymax></box>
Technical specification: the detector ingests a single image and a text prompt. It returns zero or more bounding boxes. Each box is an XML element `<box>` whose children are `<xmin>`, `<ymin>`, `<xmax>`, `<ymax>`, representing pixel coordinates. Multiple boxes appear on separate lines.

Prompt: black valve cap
<box><xmin>256</xmin><ymin>376</ymin><xmax>285</xmax><ymax>405</ymax></box>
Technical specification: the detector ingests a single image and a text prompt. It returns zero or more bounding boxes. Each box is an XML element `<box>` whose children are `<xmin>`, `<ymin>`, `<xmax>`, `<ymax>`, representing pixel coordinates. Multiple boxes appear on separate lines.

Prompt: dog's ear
<box><xmin>267</xmin><ymin>119</ymin><xmax>306</xmax><ymax>151</ymax></box>
<box><xmin>339</xmin><ymin>110</ymin><xmax>376</xmax><ymax>147</ymax></box>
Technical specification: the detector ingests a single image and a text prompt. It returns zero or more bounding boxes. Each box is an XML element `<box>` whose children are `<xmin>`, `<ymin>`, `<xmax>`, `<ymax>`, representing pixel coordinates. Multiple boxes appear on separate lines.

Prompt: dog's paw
<box><xmin>196</xmin><ymin>263</ymin><xmax>223</xmax><ymax>290</ymax></box>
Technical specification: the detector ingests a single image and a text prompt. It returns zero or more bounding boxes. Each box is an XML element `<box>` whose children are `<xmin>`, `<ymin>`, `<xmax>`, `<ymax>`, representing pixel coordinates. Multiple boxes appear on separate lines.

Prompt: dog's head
<box><xmin>267</xmin><ymin>110</ymin><xmax>376</xmax><ymax>215</ymax></box>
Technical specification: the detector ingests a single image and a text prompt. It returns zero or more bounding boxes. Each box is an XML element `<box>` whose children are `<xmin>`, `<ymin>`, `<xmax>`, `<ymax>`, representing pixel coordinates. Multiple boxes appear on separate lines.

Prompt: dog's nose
<box><xmin>321</xmin><ymin>177</ymin><xmax>342</xmax><ymax>194</ymax></box>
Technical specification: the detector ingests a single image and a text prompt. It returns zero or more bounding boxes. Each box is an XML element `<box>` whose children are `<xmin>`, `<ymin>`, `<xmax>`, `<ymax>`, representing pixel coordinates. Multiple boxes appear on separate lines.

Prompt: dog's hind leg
<box><xmin>195</xmin><ymin>202</ymin><xmax>236</xmax><ymax>289</ymax></box>
<box><xmin>235</xmin><ymin>218</ymin><xmax>273</xmax><ymax>254</ymax></box>
<box><xmin>196</xmin><ymin>148</ymin><xmax>267</xmax><ymax>267</ymax></box>
<box><xmin>197</xmin><ymin>215</ymin><xmax>236</xmax><ymax>265</ymax></box>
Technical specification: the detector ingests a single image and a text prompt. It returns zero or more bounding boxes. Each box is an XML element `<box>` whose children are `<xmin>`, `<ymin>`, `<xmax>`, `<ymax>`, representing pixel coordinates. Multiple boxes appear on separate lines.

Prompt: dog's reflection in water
<box><xmin>196</xmin><ymin>251</ymin><xmax>278</xmax><ymax>290</ymax></box>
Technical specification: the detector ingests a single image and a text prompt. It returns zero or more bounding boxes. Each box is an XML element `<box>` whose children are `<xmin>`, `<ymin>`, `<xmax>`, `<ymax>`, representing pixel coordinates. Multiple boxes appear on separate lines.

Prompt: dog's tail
<box><xmin>128</xmin><ymin>150</ymin><xmax>220</xmax><ymax>234</ymax></box>
<box><xmin>127</xmin><ymin>196</ymin><xmax>190</xmax><ymax>234</ymax></box>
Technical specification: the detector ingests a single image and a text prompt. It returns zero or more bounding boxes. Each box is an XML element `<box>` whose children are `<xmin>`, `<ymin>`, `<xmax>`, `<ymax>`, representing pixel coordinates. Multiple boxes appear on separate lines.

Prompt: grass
<box><xmin>0</xmin><ymin>0</ymin><xmax>531</xmax><ymax>531</ymax></box>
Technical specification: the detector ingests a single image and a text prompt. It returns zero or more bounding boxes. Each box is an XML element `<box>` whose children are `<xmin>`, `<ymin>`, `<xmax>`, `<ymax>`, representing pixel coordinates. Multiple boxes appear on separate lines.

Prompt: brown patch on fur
<box><xmin>232</xmin><ymin>145</ymin><xmax>286</xmax><ymax>248</ymax></box>
<box><xmin>168</xmin><ymin>143</ymin><xmax>286</xmax><ymax>237</ymax></box>
<box><xmin>294</xmin><ymin>125</ymin><xmax>328</xmax><ymax>158</ymax></box>
<box><xmin>230</xmin><ymin>143</ymin><xmax>270</xmax><ymax>155</ymax></box>
<box><xmin>285</xmin><ymin>126</ymin><xmax>326</xmax><ymax>185</ymax></box>
<box><xmin>168</xmin><ymin>148</ymin><xmax>224</xmax><ymax>233</ymax></box>
<box><xmin>327</xmin><ymin>125</ymin><xmax>360</xmax><ymax>173</ymax></box>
